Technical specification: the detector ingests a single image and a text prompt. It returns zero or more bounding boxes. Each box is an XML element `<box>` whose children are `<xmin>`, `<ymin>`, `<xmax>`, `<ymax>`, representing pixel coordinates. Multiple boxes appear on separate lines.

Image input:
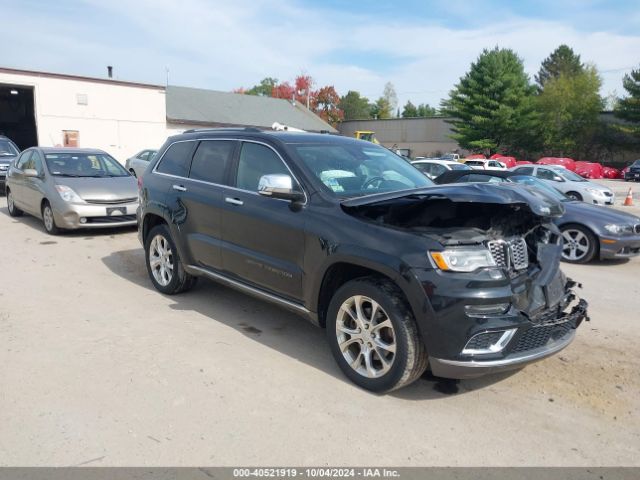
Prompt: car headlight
<box><xmin>604</xmin><ymin>224</ymin><xmax>634</xmax><ymax>235</ymax></box>
<box><xmin>430</xmin><ymin>248</ymin><xmax>496</xmax><ymax>272</ymax></box>
<box><xmin>55</xmin><ymin>185</ymin><xmax>83</xmax><ymax>203</ymax></box>
<box><xmin>586</xmin><ymin>188</ymin><xmax>605</xmax><ymax>196</ymax></box>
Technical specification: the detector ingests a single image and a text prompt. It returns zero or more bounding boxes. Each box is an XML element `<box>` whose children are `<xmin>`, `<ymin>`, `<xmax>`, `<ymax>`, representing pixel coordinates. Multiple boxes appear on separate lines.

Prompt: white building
<box><xmin>0</xmin><ymin>67</ymin><xmax>334</xmax><ymax>163</ymax></box>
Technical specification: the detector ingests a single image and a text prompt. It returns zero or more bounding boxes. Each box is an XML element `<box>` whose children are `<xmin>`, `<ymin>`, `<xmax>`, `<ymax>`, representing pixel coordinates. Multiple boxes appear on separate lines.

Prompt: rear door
<box><xmin>177</xmin><ymin>139</ymin><xmax>237</xmax><ymax>270</ymax></box>
<box><xmin>22</xmin><ymin>149</ymin><xmax>46</xmax><ymax>213</ymax></box>
<box><xmin>220</xmin><ymin>141</ymin><xmax>306</xmax><ymax>301</ymax></box>
<box><xmin>9</xmin><ymin>151</ymin><xmax>33</xmax><ymax>211</ymax></box>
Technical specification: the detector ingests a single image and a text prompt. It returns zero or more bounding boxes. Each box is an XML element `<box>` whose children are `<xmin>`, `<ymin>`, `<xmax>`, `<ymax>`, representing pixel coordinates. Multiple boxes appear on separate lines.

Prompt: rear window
<box><xmin>0</xmin><ymin>139</ymin><xmax>19</xmax><ymax>156</ymax></box>
<box><xmin>156</xmin><ymin>142</ymin><xmax>194</xmax><ymax>177</ymax></box>
<box><xmin>465</xmin><ymin>160</ymin><xmax>484</xmax><ymax>166</ymax></box>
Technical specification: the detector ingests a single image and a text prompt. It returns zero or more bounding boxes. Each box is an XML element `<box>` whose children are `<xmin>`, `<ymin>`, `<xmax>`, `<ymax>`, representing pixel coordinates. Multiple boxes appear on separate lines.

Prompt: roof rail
<box><xmin>182</xmin><ymin>127</ymin><xmax>264</xmax><ymax>134</ymax></box>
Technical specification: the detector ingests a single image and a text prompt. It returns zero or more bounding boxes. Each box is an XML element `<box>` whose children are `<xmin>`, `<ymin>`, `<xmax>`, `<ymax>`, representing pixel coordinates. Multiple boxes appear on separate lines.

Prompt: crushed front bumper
<box><xmin>429</xmin><ymin>299</ymin><xmax>588</xmax><ymax>379</ymax></box>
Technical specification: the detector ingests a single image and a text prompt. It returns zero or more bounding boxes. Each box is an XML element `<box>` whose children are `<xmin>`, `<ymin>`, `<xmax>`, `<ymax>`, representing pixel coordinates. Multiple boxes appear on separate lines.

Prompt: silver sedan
<box><xmin>5</xmin><ymin>147</ymin><xmax>138</xmax><ymax>234</ymax></box>
<box><xmin>124</xmin><ymin>149</ymin><xmax>157</xmax><ymax>178</ymax></box>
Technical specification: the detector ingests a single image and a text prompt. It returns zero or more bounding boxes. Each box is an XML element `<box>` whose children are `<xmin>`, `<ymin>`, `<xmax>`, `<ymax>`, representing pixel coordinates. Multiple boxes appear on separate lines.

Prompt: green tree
<box><xmin>441</xmin><ymin>47</ymin><xmax>539</xmax><ymax>155</ymax></box>
<box><xmin>401</xmin><ymin>101</ymin><xmax>419</xmax><ymax>117</ymax></box>
<box><xmin>537</xmin><ymin>65</ymin><xmax>604</xmax><ymax>157</ymax></box>
<box><xmin>535</xmin><ymin>45</ymin><xmax>583</xmax><ymax>89</ymax></box>
<box><xmin>371</xmin><ymin>97</ymin><xmax>392</xmax><ymax>119</ymax></box>
<box><xmin>614</xmin><ymin>65</ymin><xmax>640</xmax><ymax>135</ymax></box>
<box><xmin>417</xmin><ymin>103</ymin><xmax>437</xmax><ymax>116</ymax></box>
<box><xmin>246</xmin><ymin>77</ymin><xmax>279</xmax><ymax>96</ymax></box>
<box><xmin>340</xmin><ymin>91</ymin><xmax>371</xmax><ymax>120</ymax></box>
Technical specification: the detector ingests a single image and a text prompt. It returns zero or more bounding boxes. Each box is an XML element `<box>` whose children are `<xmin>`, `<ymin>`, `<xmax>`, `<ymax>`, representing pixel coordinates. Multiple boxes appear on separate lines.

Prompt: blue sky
<box><xmin>2</xmin><ymin>0</ymin><xmax>639</xmax><ymax>109</ymax></box>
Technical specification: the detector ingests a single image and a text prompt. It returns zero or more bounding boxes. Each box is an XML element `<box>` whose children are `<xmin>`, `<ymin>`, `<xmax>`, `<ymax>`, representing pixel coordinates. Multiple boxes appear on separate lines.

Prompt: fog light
<box><xmin>464</xmin><ymin>303</ymin><xmax>510</xmax><ymax>316</ymax></box>
<box><xmin>80</xmin><ymin>217</ymin><xmax>87</xmax><ymax>224</ymax></box>
<box><xmin>462</xmin><ymin>329</ymin><xmax>516</xmax><ymax>355</ymax></box>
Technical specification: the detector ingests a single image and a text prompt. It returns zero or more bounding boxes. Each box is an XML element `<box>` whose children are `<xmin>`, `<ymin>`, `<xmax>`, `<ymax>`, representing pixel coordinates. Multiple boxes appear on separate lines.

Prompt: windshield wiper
<box><xmin>53</xmin><ymin>173</ymin><xmax>82</xmax><ymax>177</ymax></box>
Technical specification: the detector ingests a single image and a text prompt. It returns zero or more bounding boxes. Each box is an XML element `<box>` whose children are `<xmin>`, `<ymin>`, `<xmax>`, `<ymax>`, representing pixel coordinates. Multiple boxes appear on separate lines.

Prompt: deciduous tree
<box><xmin>312</xmin><ymin>86</ymin><xmax>343</xmax><ymax>126</ymax></box>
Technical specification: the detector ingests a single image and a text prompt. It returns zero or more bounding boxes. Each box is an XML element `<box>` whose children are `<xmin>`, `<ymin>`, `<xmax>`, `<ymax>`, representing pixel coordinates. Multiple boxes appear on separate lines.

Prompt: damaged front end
<box><xmin>342</xmin><ymin>183</ymin><xmax>589</xmax><ymax>379</ymax></box>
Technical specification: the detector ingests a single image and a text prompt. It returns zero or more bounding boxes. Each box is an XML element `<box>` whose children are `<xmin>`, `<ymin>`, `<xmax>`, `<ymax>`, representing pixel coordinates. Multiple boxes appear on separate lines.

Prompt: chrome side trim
<box><xmin>187</xmin><ymin>265</ymin><xmax>310</xmax><ymax>314</ymax></box>
<box><xmin>434</xmin><ymin>330</ymin><xmax>575</xmax><ymax>368</ymax></box>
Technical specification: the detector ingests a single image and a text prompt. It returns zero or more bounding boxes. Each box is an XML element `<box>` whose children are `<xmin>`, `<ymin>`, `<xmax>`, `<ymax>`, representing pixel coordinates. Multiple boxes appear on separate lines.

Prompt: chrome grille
<box><xmin>84</xmin><ymin>197</ymin><xmax>137</xmax><ymax>205</ymax></box>
<box><xmin>488</xmin><ymin>240</ymin><xmax>509</xmax><ymax>268</ymax></box>
<box><xmin>488</xmin><ymin>238</ymin><xmax>529</xmax><ymax>270</ymax></box>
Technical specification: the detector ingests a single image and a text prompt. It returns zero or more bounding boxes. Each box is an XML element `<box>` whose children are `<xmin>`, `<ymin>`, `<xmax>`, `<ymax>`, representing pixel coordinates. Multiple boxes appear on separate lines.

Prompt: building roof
<box><xmin>166</xmin><ymin>85</ymin><xmax>336</xmax><ymax>133</ymax></box>
<box><xmin>0</xmin><ymin>67</ymin><xmax>164</xmax><ymax>90</ymax></box>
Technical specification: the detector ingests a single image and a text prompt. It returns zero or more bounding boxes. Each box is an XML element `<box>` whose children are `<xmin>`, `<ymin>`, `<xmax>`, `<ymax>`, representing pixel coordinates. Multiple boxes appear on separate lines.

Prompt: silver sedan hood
<box><xmin>53</xmin><ymin>176</ymin><xmax>137</xmax><ymax>201</ymax></box>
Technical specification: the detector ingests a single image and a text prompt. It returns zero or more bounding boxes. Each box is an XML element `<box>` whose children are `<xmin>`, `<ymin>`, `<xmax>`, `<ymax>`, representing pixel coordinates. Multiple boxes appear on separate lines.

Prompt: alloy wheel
<box><xmin>335</xmin><ymin>295</ymin><xmax>396</xmax><ymax>378</ymax></box>
<box><xmin>43</xmin><ymin>205</ymin><xmax>54</xmax><ymax>232</ymax></box>
<box><xmin>562</xmin><ymin>229</ymin><xmax>590</xmax><ymax>261</ymax></box>
<box><xmin>149</xmin><ymin>234</ymin><xmax>174</xmax><ymax>286</ymax></box>
<box><xmin>7</xmin><ymin>191</ymin><xmax>15</xmax><ymax>213</ymax></box>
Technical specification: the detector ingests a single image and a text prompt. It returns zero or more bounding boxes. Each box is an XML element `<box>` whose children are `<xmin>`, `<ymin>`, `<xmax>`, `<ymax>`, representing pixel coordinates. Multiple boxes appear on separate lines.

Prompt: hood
<box><xmin>341</xmin><ymin>183</ymin><xmax>565</xmax><ymax>218</ymax></box>
<box><xmin>0</xmin><ymin>155</ymin><xmax>16</xmax><ymax>166</ymax></box>
<box><xmin>53</xmin><ymin>176</ymin><xmax>137</xmax><ymax>201</ymax></box>
<box><xmin>565</xmin><ymin>200</ymin><xmax>640</xmax><ymax>225</ymax></box>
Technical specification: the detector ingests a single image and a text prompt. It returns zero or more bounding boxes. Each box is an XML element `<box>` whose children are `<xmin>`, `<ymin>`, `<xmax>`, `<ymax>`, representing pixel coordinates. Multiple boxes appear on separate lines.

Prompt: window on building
<box><xmin>63</xmin><ymin>130</ymin><xmax>79</xmax><ymax>147</ymax></box>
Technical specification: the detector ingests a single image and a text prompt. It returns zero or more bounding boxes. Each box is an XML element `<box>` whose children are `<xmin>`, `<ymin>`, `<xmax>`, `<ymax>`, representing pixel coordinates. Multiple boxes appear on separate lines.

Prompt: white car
<box><xmin>462</xmin><ymin>159</ymin><xmax>506</xmax><ymax>171</ymax></box>
<box><xmin>510</xmin><ymin>164</ymin><xmax>614</xmax><ymax>205</ymax></box>
<box><xmin>411</xmin><ymin>159</ymin><xmax>471</xmax><ymax>180</ymax></box>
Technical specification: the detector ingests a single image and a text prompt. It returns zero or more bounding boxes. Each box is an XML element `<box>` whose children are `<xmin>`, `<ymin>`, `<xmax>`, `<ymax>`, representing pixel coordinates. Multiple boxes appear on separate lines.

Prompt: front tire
<box><xmin>326</xmin><ymin>277</ymin><xmax>427</xmax><ymax>393</ymax></box>
<box><xmin>566</xmin><ymin>191</ymin><xmax>583</xmax><ymax>201</ymax></box>
<box><xmin>42</xmin><ymin>201</ymin><xmax>61</xmax><ymax>235</ymax></box>
<box><xmin>7</xmin><ymin>188</ymin><xmax>23</xmax><ymax>217</ymax></box>
<box><xmin>145</xmin><ymin>224</ymin><xmax>197</xmax><ymax>294</ymax></box>
<box><xmin>560</xmin><ymin>224</ymin><xmax>597</xmax><ymax>263</ymax></box>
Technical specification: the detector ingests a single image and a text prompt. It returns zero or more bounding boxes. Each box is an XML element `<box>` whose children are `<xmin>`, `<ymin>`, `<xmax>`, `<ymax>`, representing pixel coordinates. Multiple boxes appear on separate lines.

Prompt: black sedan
<box><xmin>434</xmin><ymin>170</ymin><xmax>640</xmax><ymax>264</ymax></box>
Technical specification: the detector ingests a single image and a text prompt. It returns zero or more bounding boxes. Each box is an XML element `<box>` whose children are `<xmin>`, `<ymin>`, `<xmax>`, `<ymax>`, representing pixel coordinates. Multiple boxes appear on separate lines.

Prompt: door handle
<box><xmin>172</xmin><ymin>184</ymin><xmax>187</xmax><ymax>192</ymax></box>
<box><xmin>225</xmin><ymin>197</ymin><xmax>244</xmax><ymax>206</ymax></box>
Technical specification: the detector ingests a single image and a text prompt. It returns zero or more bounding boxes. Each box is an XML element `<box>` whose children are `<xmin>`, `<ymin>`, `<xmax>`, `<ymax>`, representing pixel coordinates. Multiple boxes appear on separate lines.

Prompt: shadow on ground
<box><xmin>102</xmin><ymin>247</ymin><xmax>517</xmax><ymax>400</ymax></box>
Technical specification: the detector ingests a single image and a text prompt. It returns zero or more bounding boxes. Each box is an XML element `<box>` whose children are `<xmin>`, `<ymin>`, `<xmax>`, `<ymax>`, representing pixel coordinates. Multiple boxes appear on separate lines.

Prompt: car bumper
<box><xmin>583</xmin><ymin>191</ymin><xmax>614</xmax><ymax>205</ymax></box>
<box><xmin>409</xmin><ymin>266</ymin><xmax>588</xmax><ymax>380</ymax></box>
<box><xmin>52</xmin><ymin>201</ymin><xmax>139</xmax><ymax>229</ymax></box>
<box><xmin>599</xmin><ymin>235</ymin><xmax>640</xmax><ymax>259</ymax></box>
<box><xmin>625</xmin><ymin>172</ymin><xmax>640</xmax><ymax>181</ymax></box>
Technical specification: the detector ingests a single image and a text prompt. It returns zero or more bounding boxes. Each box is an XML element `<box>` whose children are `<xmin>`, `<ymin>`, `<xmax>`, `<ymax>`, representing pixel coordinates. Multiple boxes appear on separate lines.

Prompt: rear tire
<box><xmin>560</xmin><ymin>224</ymin><xmax>597</xmax><ymax>264</ymax></box>
<box><xmin>6</xmin><ymin>188</ymin><xmax>23</xmax><ymax>217</ymax></box>
<box><xmin>566</xmin><ymin>191</ymin><xmax>583</xmax><ymax>201</ymax></box>
<box><xmin>326</xmin><ymin>276</ymin><xmax>428</xmax><ymax>393</ymax></box>
<box><xmin>42</xmin><ymin>201</ymin><xmax>61</xmax><ymax>235</ymax></box>
<box><xmin>145</xmin><ymin>224</ymin><xmax>197</xmax><ymax>294</ymax></box>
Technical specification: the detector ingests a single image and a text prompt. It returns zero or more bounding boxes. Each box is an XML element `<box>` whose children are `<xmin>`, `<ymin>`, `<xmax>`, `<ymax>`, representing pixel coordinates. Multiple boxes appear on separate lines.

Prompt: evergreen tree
<box><xmin>340</xmin><ymin>91</ymin><xmax>372</xmax><ymax>120</ymax></box>
<box><xmin>401</xmin><ymin>101</ymin><xmax>419</xmax><ymax>118</ymax></box>
<box><xmin>441</xmin><ymin>47</ymin><xmax>539</xmax><ymax>154</ymax></box>
<box><xmin>615</xmin><ymin>66</ymin><xmax>640</xmax><ymax>134</ymax></box>
<box><xmin>535</xmin><ymin>45</ymin><xmax>583</xmax><ymax>89</ymax></box>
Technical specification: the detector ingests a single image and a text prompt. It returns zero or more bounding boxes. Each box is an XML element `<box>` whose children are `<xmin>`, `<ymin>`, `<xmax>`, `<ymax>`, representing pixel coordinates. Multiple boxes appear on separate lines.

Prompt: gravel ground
<box><xmin>0</xmin><ymin>195</ymin><xmax>638</xmax><ymax>467</ymax></box>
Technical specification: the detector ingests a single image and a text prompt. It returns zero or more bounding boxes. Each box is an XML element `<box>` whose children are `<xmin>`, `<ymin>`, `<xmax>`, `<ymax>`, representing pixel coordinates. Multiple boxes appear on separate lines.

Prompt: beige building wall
<box><xmin>0</xmin><ymin>69</ymin><xmax>169</xmax><ymax>163</ymax></box>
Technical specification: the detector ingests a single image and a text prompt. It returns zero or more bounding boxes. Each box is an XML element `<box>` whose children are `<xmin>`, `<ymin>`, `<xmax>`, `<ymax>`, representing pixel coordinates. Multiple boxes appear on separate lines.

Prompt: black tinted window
<box><xmin>236</xmin><ymin>142</ymin><xmax>289</xmax><ymax>191</ymax></box>
<box><xmin>156</xmin><ymin>142</ymin><xmax>194</xmax><ymax>177</ymax></box>
<box><xmin>189</xmin><ymin>140</ymin><xmax>234</xmax><ymax>184</ymax></box>
<box><xmin>514</xmin><ymin>167</ymin><xmax>534</xmax><ymax>175</ymax></box>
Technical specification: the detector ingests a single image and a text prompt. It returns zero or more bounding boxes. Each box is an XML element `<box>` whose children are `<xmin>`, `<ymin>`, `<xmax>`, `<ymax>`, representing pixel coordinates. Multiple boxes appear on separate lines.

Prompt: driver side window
<box><xmin>235</xmin><ymin>142</ymin><xmax>292</xmax><ymax>191</ymax></box>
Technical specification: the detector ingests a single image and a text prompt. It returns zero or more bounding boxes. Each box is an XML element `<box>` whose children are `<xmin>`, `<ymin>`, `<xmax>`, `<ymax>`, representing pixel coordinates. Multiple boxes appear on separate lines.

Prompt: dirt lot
<box><xmin>0</xmin><ymin>195</ymin><xmax>639</xmax><ymax>467</ymax></box>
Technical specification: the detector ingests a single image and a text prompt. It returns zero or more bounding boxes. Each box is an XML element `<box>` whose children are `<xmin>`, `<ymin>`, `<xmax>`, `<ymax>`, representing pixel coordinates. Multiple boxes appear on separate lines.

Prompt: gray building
<box><xmin>166</xmin><ymin>85</ymin><xmax>336</xmax><ymax>134</ymax></box>
<box><xmin>338</xmin><ymin>117</ymin><xmax>463</xmax><ymax>158</ymax></box>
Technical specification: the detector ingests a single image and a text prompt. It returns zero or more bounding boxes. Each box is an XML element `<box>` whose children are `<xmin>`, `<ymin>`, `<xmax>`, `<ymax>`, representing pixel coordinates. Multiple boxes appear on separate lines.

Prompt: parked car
<box><xmin>137</xmin><ymin>128</ymin><xmax>588</xmax><ymax>392</ymax></box>
<box><xmin>5</xmin><ymin>147</ymin><xmax>138</xmax><ymax>234</ymax></box>
<box><xmin>462</xmin><ymin>158</ymin><xmax>507</xmax><ymax>170</ymax></box>
<box><xmin>624</xmin><ymin>159</ymin><xmax>640</xmax><ymax>182</ymax></box>
<box><xmin>125</xmin><ymin>149</ymin><xmax>157</xmax><ymax>177</ymax></box>
<box><xmin>511</xmin><ymin>164</ymin><xmax>614</xmax><ymax>205</ymax></box>
<box><xmin>411</xmin><ymin>159</ymin><xmax>470</xmax><ymax>180</ymax></box>
<box><xmin>0</xmin><ymin>135</ymin><xmax>20</xmax><ymax>190</ymax></box>
<box><xmin>435</xmin><ymin>169</ymin><xmax>640</xmax><ymax>263</ymax></box>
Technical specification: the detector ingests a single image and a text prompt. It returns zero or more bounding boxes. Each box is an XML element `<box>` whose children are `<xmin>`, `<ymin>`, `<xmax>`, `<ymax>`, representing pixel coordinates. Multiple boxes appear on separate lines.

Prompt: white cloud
<box><xmin>2</xmin><ymin>0</ymin><xmax>639</xmax><ymax>108</ymax></box>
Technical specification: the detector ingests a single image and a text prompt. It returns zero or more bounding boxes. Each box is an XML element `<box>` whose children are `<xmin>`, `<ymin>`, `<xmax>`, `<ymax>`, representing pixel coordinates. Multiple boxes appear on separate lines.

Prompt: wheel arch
<box><xmin>558</xmin><ymin>222</ymin><xmax>600</xmax><ymax>259</ymax></box>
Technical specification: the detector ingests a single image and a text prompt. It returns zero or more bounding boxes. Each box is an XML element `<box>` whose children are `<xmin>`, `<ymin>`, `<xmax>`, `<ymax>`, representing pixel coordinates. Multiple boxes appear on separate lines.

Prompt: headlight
<box><xmin>604</xmin><ymin>224</ymin><xmax>634</xmax><ymax>235</ymax></box>
<box><xmin>586</xmin><ymin>188</ymin><xmax>605</xmax><ymax>196</ymax></box>
<box><xmin>430</xmin><ymin>248</ymin><xmax>496</xmax><ymax>272</ymax></box>
<box><xmin>55</xmin><ymin>185</ymin><xmax>83</xmax><ymax>203</ymax></box>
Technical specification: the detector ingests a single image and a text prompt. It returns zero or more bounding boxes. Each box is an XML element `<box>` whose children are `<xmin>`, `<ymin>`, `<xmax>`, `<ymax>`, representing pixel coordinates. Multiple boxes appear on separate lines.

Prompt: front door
<box><xmin>221</xmin><ymin>141</ymin><xmax>306</xmax><ymax>302</ymax></box>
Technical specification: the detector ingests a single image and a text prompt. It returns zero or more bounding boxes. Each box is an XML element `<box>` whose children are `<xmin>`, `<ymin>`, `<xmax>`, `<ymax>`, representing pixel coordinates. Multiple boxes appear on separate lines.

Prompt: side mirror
<box><xmin>23</xmin><ymin>168</ymin><xmax>40</xmax><ymax>178</ymax></box>
<box><xmin>258</xmin><ymin>174</ymin><xmax>304</xmax><ymax>202</ymax></box>
<box><xmin>552</xmin><ymin>175</ymin><xmax>564</xmax><ymax>182</ymax></box>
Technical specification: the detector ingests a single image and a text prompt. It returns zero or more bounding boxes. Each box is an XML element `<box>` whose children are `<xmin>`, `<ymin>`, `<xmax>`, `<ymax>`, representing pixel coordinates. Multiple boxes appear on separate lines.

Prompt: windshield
<box><xmin>510</xmin><ymin>175</ymin><xmax>569</xmax><ymax>201</ymax></box>
<box><xmin>450</xmin><ymin>163</ymin><xmax>471</xmax><ymax>170</ymax></box>
<box><xmin>45</xmin><ymin>152</ymin><xmax>129</xmax><ymax>177</ymax></box>
<box><xmin>555</xmin><ymin>168</ymin><xmax>587</xmax><ymax>182</ymax></box>
<box><xmin>632</xmin><ymin>160</ymin><xmax>640</xmax><ymax>167</ymax></box>
<box><xmin>292</xmin><ymin>143</ymin><xmax>433</xmax><ymax>197</ymax></box>
<box><xmin>0</xmin><ymin>139</ymin><xmax>19</xmax><ymax>157</ymax></box>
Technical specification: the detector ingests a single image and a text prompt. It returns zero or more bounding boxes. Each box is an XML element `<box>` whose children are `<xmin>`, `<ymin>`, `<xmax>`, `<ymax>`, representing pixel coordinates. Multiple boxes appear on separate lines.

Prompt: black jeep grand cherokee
<box><xmin>138</xmin><ymin>129</ymin><xmax>588</xmax><ymax>392</ymax></box>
